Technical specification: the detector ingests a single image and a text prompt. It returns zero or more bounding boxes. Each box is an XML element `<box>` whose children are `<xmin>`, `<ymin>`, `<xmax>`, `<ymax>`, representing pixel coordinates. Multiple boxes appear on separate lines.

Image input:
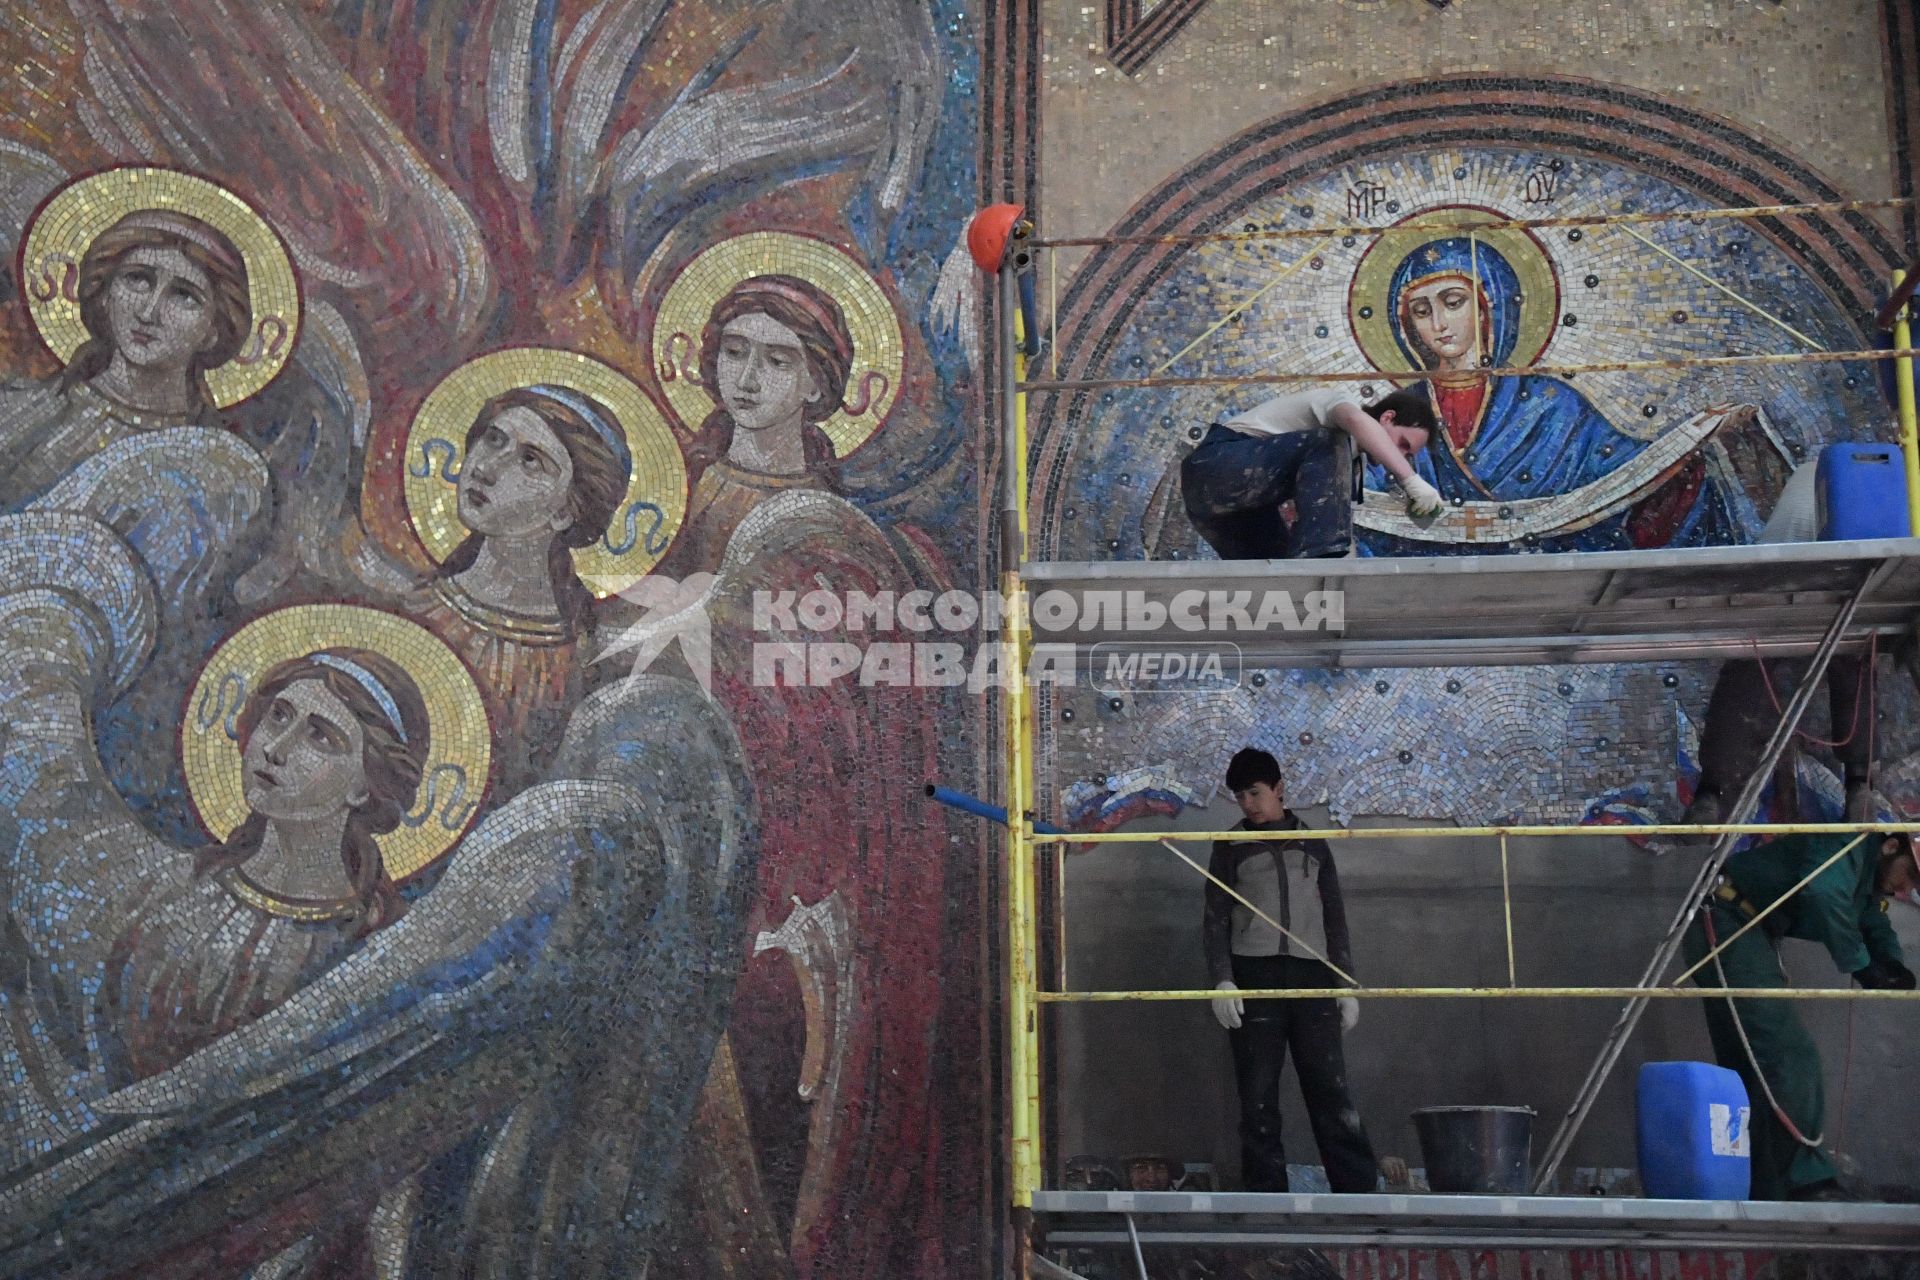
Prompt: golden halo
<box><xmin>403</xmin><ymin>348</ymin><xmax>689</xmax><ymax>599</ymax></box>
<box><xmin>652</xmin><ymin>231</ymin><xmax>905</xmax><ymax>456</ymax></box>
<box><xmin>21</xmin><ymin>167</ymin><xmax>301</xmax><ymax>409</ymax></box>
<box><xmin>181</xmin><ymin>604</ymin><xmax>492</xmax><ymax>881</ymax></box>
<box><xmin>1348</xmin><ymin>206</ymin><xmax>1559</xmax><ymax>376</ymax></box>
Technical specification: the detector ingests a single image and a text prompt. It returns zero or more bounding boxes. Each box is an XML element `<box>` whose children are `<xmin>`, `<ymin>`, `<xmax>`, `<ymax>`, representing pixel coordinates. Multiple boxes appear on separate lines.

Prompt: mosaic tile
<box><xmin>0</xmin><ymin>1</ymin><xmax>986</xmax><ymax>1275</ymax></box>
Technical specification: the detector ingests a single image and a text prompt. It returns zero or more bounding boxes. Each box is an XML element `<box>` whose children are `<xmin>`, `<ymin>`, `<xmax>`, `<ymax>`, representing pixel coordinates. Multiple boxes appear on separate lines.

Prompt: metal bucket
<box><xmin>1412</xmin><ymin>1106</ymin><xmax>1535</xmax><ymax>1194</ymax></box>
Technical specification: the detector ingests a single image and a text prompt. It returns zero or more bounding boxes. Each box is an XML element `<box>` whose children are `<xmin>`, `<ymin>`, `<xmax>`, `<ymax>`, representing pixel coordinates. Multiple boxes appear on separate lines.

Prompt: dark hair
<box><xmin>1367</xmin><ymin>390</ymin><xmax>1438</xmax><ymax>438</ymax></box>
<box><xmin>435</xmin><ymin>386</ymin><xmax>632</xmax><ymax>637</ymax></box>
<box><xmin>1224</xmin><ymin>747</ymin><xmax>1282</xmax><ymax>794</ymax></box>
<box><xmin>195</xmin><ymin>647</ymin><xmax>432</xmax><ymax>935</ymax></box>
<box><xmin>688</xmin><ymin>273</ymin><xmax>852</xmax><ymax>490</ymax></box>
<box><xmin>59</xmin><ymin>210</ymin><xmax>252</xmax><ymax>421</ymax></box>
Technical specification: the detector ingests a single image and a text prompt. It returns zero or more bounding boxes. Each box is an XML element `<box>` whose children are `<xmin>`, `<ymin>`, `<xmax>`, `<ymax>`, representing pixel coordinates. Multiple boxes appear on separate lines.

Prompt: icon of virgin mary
<box><xmin>1361</xmin><ymin>233</ymin><xmax>1743</xmax><ymax>552</ymax></box>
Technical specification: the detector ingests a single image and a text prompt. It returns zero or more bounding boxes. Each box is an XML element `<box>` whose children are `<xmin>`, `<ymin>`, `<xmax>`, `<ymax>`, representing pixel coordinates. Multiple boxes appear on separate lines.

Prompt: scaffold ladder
<box><xmin>1531</xmin><ymin>573</ymin><xmax>1878</xmax><ymax>1191</ymax></box>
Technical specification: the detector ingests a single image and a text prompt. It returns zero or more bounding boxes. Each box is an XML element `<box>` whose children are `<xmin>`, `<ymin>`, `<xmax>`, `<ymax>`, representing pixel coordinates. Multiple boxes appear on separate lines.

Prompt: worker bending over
<box><xmin>1206</xmin><ymin>749</ymin><xmax>1382</xmax><ymax>1192</ymax></box>
<box><xmin>1181</xmin><ymin>387</ymin><xmax>1442</xmax><ymax>560</ymax></box>
<box><xmin>1682</xmin><ymin>830</ymin><xmax>1916</xmax><ymax>1200</ymax></box>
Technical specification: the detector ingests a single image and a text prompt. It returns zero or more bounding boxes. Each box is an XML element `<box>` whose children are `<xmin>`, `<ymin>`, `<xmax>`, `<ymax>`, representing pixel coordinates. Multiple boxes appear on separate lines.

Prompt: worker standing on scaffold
<box><xmin>1682</xmin><ymin>830</ymin><xmax>1917</xmax><ymax>1201</ymax></box>
<box><xmin>1180</xmin><ymin>387</ymin><xmax>1443</xmax><ymax>559</ymax></box>
<box><xmin>1206</xmin><ymin>748</ymin><xmax>1384</xmax><ymax>1192</ymax></box>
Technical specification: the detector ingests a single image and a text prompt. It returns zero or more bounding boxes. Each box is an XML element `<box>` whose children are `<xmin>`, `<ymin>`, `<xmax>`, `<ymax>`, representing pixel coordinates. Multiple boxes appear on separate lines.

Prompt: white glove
<box><xmin>1402</xmin><ymin>474</ymin><xmax>1444</xmax><ymax>518</ymax></box>
<box><xmin>1212</xmin><ymin>980</ymin><xmax>1244</xmax><ymax>1030</ymax></box>
<box><xmin>1339</xmin><ymin>995</ymin><xmax>1360</xmax><ymax>1032</ymax></box>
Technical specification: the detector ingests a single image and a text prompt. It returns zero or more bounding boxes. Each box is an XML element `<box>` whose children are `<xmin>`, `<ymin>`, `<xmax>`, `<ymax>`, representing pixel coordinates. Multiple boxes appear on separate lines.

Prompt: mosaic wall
<box><xmin>1025</xmin><ymin>3</ymin><xmax>1920</xmax><ymax>1252</ymax></box>
<box><xmin>0</xmin><ymin>0</ymin><xmax>1916</xmax><ymax>1273</ymax></box>
<box><xmin>1030</xmin><ymin>26</ymin><xmax>1920</xmax><ymax>831</ymax></box>
<box><xmin>0</xmin><ymin>2</ymin><xmax>993</xmax><ymax>1276</ymax></box>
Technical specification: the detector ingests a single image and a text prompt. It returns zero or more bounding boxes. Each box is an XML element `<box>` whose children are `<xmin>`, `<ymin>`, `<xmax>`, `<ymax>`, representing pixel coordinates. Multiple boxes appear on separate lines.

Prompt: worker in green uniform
<box><xmin>1681</xmin><ymin>831</ymin><xmax>1917</xmax><ymax>1200</ymax></box>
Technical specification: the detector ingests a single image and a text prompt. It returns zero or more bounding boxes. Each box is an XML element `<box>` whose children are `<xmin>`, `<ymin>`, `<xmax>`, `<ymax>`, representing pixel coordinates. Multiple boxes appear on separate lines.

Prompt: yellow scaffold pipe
<box><xmin>1894</xmin><ymin>268</ymin><xmax>1920</xmax><ymax>536</ymax></box>
<box><xmin>1037</xmin><ymin>986</ymin><xmax>1920</xmax><ymax>1003</ymax></box>
<box><xmin>1034</xmin><ymin>822</ymin><xmax>1920</xmax><ymax>845</ymax></box>
<box><xmin>1500</xmin><ymin>834</ymin><xmax>1517</xmax><ymax>988</ymax></box>
<box><xmin>998</xmin><ymin>234</ymin><xmax>1042</xmax><ymax>1215</ymax></box>
<box><xmin>1029</xmin><ymin>196</ymin><xmax>1916</xmax><ymax>250</ymax></box>
<box><xmin>1020</xmin><ymin>347</ymin><xmax>1920</xmax><ymax>395</ymax></box>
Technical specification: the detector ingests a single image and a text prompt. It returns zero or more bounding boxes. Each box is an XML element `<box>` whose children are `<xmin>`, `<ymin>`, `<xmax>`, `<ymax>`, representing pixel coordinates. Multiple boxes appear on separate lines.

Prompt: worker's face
<box><xmin>1234</xmin><ymin>781</ymin><xmax>1286</xmax><ymax>825</ymax></box>
<box><xmin>1877</xmin><ymin>839</ymin><xmax>1919</xmax><ymax>898</ymax></box>
<box><xmin>1380</xmin><ymin>417</ymin><xmax>1430</xmax><ymax>463</ymax></box>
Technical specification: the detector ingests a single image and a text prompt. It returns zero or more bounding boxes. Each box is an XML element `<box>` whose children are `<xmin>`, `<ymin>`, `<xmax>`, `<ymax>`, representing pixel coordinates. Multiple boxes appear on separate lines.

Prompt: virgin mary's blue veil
<box><xmin>1387</xmin><ymin>237</ymin><xmax>1523</xmax><ymax>371</ymax></box>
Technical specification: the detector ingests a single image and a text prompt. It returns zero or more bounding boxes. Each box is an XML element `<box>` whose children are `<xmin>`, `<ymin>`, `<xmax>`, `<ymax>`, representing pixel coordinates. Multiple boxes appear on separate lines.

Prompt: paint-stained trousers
<box><xmin>1228</xmin><ymin>954</ymin><xmax>1379</xmax><ymax>1193</ymax></box>
<box><xmin>1181</xmin><ymin>425</ymin><xmax>1355</xmax><ymax>560</ymax></box>
<box><xmin>1681</xmin><ymin>903</ymin><xmax>1837</xmax><ymax>1200</ymax></box>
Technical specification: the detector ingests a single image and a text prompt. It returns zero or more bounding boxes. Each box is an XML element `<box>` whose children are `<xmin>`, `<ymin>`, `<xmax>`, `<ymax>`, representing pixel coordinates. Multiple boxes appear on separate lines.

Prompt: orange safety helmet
<box><xmin>968</xmin><ymin>203</ymin><xmax>1027</xmax><ymax>273</ymax></box>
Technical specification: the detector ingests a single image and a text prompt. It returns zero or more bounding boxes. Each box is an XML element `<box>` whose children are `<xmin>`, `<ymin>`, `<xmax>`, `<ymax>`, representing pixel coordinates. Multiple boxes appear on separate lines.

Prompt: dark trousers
<box><xmin>1682</xmin><ymin>904</ymin><xmax>1837</xmax><ymax>1199</ymax></box>
<box><xmin>1227</xmin><ymin>954</ymin><xmax>1378</xmax><ymax>1193</ymax></box>
<box><xmin>1180</xmin><ymin>425</ymin><xmax>1354</xmax><ymax>560</ymax></box>
<box><xmin>1695</xmin><ymin>656</ymin><xmax>1873</xmax><ymax>800</ymax></box>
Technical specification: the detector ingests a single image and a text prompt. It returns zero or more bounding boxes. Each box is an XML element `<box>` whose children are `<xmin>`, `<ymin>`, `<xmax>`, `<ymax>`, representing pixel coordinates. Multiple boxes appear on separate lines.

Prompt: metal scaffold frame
<box><xmin>982</xmin><ymin>202</ymin><xmax>1920</xmax><ymax>1277</ymax></box>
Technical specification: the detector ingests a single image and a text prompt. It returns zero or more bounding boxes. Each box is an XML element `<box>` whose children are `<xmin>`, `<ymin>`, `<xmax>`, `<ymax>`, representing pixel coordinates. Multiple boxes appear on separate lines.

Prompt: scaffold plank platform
<box><xmin>1023</xmin><ymin>538</ymin><xmax>1920</xmax><ymax>668</ymax></box>
<box><xmin>1033</xmin><ymin>1189</ymin><xmax>1920</xmax><ymax>1253</ymax></box>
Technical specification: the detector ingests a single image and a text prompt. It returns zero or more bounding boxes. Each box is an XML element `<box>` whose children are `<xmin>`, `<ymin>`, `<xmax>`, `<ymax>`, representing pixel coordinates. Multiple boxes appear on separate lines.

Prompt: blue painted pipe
<box><xmin>926</xmin><ymin>784</ymin><xmax>1066</xmax><ymax>835</ymax></box>
<box><xmin>1017</xmin><ymin>271</ymin><xmax>1042</xmax><ymax>358</ymax></box>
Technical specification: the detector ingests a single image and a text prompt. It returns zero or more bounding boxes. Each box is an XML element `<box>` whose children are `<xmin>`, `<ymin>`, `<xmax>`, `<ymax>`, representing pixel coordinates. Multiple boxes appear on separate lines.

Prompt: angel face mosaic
<box><xmin>404</xmin><ymin>347</ymin><xmax>689</xmax><ymax>597</ymax></box>
<box><xmin>651</xmin><ymin>231</ymin><xmax>908</xmax><ymax>457</ymax></box>
<box><xmin>22</xmin><ymin>167</ymin><xmax>300</xmax><ymax>410</ymax></box>
<box><xmin>183</xmin><ymin>604</ymin><xmax>492</xmax><ymax>882</ymax></box>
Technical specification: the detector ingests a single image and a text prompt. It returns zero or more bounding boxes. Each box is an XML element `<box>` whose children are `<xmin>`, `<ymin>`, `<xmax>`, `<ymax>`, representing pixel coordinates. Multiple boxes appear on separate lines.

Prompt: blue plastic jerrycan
<box><xmin>1636</xmin><ymin>1061</ymin><xmax>1752</xmax><ymax>1200</ymax></box>
<box><xmin>1817</xmin><ymin>442</ymin><xmax>1911</xmax><ymax>540</ymax></box>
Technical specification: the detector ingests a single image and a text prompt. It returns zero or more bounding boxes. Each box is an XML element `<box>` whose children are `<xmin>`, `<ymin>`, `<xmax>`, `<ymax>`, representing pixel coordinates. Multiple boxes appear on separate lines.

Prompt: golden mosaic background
<box><xmin>23</xmin><ymin>167</ymin><xmax>300</xmax><ymax>408</ymax></box>
<box><xmin>403</xmin><ymin>347</ymin><xmax>689</xmax><ymax>598</ymax></box>
<box><xmin>181</xmin><ymin>604</ymin><xmax>492</xmax><ymax>879</ymax></box>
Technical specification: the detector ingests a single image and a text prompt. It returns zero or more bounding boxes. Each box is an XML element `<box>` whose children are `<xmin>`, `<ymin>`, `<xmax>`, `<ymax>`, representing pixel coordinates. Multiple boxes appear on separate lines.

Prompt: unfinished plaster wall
<box><xmin>1057</xmin><ymin>808</ymin><xmax>1920</xmax><ymax>1192</ymax></box>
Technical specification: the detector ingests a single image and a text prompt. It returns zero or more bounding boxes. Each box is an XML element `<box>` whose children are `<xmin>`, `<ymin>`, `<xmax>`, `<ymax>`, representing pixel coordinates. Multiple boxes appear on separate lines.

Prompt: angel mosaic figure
<box><xmin>402</xmin><ymin>349</ymin><xmax>687</xmax><ymax>784</ymax></box>
<box><xmin>638</xmin><ymin>241</ymin><xmax>961</xmax><ymax>1280</ymax></box>
<box><xmin>0</xmin><ymin>594</ymin><xmax>485</xmax><ymax>1166</ymax></box>
<box><xmin>0</xmin><ymin>524</ymin><xmax>752</xmax><ymax>1277</ymax></box>
<box><xmin>2</xmin><ymin>170</ymin><xmax>302</xmax><ymax>595</ymax></box>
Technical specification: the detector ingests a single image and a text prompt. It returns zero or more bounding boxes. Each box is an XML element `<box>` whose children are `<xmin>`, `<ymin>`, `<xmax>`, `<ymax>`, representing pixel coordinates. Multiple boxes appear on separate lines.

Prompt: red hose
<box><xmin>1750</xmin><ymin>632</ymin><xmax>1876</xmax><ymax>749</ymax></box>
